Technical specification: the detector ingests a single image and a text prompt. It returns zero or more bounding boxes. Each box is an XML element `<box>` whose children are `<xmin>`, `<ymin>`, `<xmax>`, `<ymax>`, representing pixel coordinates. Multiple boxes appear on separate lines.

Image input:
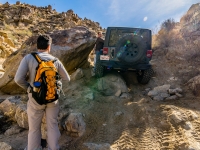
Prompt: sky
<box><xmin>0</xmin><ymin>0</ymin><xmax>199</xmax><ymax>33</ymax></box>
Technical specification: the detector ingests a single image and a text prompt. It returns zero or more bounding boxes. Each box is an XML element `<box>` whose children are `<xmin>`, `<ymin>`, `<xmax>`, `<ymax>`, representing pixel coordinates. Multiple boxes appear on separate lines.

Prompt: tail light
<box><xmin>103</xmin><ymin>47</ymin><xmax>108</xmax><ymax>55</ymax></box>
<box><xmin>146</xmin><ymin>50</ymin><xmax>152</xmax><ymax>58</ymax></box>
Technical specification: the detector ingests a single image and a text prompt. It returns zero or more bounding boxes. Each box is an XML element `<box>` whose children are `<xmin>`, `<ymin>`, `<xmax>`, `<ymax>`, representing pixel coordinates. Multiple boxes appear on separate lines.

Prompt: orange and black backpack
<box><xmin>31</xmin><ymin>52</ymin><xmax>62</xmax><ymax>105</ymax></box>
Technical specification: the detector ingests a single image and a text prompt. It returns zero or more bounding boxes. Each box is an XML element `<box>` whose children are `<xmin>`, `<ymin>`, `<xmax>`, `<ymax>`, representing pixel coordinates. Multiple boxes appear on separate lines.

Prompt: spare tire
<box><xmin>116</xmin><ymin>34</ymin><xmax>146</xmax><ymax>64</ymax></box>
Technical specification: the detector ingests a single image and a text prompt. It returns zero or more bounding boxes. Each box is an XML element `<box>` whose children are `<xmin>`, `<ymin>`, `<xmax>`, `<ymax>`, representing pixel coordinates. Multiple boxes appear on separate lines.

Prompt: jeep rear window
<box><xmin>108</xmin><ymin>29</ymin><xmax>150</xmax><ymax>47</ymax></box>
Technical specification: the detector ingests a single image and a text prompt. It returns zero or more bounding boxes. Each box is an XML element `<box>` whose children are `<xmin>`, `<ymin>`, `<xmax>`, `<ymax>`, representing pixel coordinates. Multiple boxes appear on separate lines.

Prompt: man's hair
<box><xmin>37</xmin><ymin>34</ymin><xmax>52</xmax><ymax>50</ymax></box>
<box><xmin>97</xmin><ymin>31</ymin><xmax>101</xmax><ymax>35</ymax></box>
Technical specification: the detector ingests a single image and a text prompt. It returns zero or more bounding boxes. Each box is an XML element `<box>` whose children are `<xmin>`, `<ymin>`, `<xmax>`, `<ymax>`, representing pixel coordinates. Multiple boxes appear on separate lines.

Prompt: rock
<box><xmin>120</xmin><ymin>93</ymin><xmax>131</xmax><ymax>99</ymax></box>
<box><xmin>97</xmin><ymin>73</ymin><xmax>128</xmax><ymax>96</ymax></box>
<box><xmin>70</xmin><ymin>68</ymin><xmax>84</xmax><ymax>81</ymax></box>
<box><xmin>114</xmin><ymin>111</ymin><xmax>123</xmax><ymax>116</ymax></box>
<box><xmin>138</xmin><ymin>98</ymin><xmax>149</xmax><ymax>104</ymax></box>
<box><xmin>168</xmin><ymin>88</ymin><xmax>183</xmax><ymax>94</ymax></box>
<box><xmin>147</xmin><ymin>90</ymin><xmax>158</xmax><ymax>97</ymax></box>
<box><xmin>15</xmin><ymin>103</ymin><xmax>28</xmax><ymax>129</ymax></box>
<box><xmin>186</xmin><ymin>75</ymin><xmax>200</xmax><ymax>96</ymax></box>
<box><xmin>4</xmin><ymin>38</ymin><xmax>15</xmax><ymax>47</ymax></box>
<box><xmin>65</xmin><ymin>113</ymin><xmax>86</xmax><ymax>137</ymax></box>
<box><xmin>16</xmin><ymin>1</ymin><xmax>21</xmax><ymax>5</ymax></box>
<box><xmin>0</xmin><ymin>114</ymin><xmax>5</xmax><ymax>122</ymax></box>
<box><xmin>153</xmin><ymin>95</ymin><xmax>164</xmax><ymax>101</ymax></box>
<box><xmin>21</xmin><ymin>7</ymin><xmax>32</xmax><ymax>16</ymax></box>
<box><xmin>188</xmin><ymin>110</ymin><xmax>198</xmax><ymax>120</ymax></box>
<box><xmin>153</xmin><ymin>84</ymin><xmax>170</xmax><ymax>93</ymax></box>
<box><xmin>175</xmin><ymin>92</ymin><xmax>183</xmax><ymax>98</ymax></box>
<box><xmin>0</xmin><ymin>142</ymin><xmax>12</xmax><ymax>150</ymax></box>
<box><xmin>21</xmin><ymin>15</ymin><xmax>33</xmax><ymax>24</ymax></box>
<box><xmin>3</xmin><ymin>2</ymin><xmax>10</xmax><ymax>8</ymax></box>
<box><xmin>115</xmin><ymin>90</ymin><xmax>121</xmax><ymax>97</ymax></box>
<box><xmin>4</xmin><ymin>124</ymin><xmax>23</xmax><ymax>135</ymax></box>
<box><xmin>83</xmin><ymin>143</ymin><xmax>111</xmax><ymax>150</ymax></box>
<box><xmin>85</xmin><ymin>92</ymin><xmax>94</xmax><ymax>100</ymax></box>
<box><xmin>0</xmin><ymin>26</ymin><xmax>96</xmax><ymax>94</ymax></box>
<box><xmin>0</xmin><ymin>2</ymin><xmax>103</xmax><ymax>60</ymax></box>
<box><xmin>0</xmin><ymin>31</ymin><xmax>8</xmax><ymax>38</ymax></box>
<box><xmin>169</xmin><ymin>111</ymin><xmax>183</xmax><ymax>124</ymax></box>
<box><xmin>0</xmin><ymin>36</ymin><xmax>4</xmax><ymax>45</ymax></box>
<box><xmin>0</xmin><ymin>96</ymin><xmax>21</xmax><ymax>121</ymax></box>
<box><xmin>165</xmin><ymin>95</ymin><xmax>178</xmax><ymax>100</ymax></box>
<box><xmin>168</xmin><ymin>89</ymin><xmax>176</xmax><ymax>94</ymax></box>
<box><xmin>183</xmin><ymin>121</ymin><xmax>193</xmax><ymax>130</ymax></box>
<box><xmin>83</xmin><ymin>90</ymin><xmax>94</xmax><ymax>101</ymax></box>
<box><xmin>180</xmin><ymin>3</ymin><xmax>200</xmax><ymax>34</ymax></box>
<box><xmin>160</xmin><ymin>93</ymin><xmax>170</xmax><ymax>99</ymax></box>
<box><xmin>175</xmin><ymin>88</ymin><xmax>183</xmax><ymax>93</ymax></box>
<box><xmin>47</xmin><ymin>5</ymin><xmax>52</xmax><ymax>10</ymax></box>
<box><xmin>148</xmin><ymin>85</ymin><xmax>172</xmax><ymax>100</ymax></box>
<box><xmin>159</xmin><ymin>120</ymin><xmax>170</xmax><ymax>128</ymax></box>
<box><xmin>145</xmin><ymin>88</ymin><xmax>151</xmax><ymax>92</ymax></box>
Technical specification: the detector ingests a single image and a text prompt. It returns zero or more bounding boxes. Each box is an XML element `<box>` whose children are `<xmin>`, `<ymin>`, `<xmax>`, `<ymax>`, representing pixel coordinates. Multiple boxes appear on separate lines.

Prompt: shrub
<box><xmin>153</xmin><ymin>18</ymin><xmax>179</xmax><ymax>49</ymax></box>
<box><xmin>161</xmin><ymin>18</ymin><xmax>176</xmax><ymax>31</ymax></box>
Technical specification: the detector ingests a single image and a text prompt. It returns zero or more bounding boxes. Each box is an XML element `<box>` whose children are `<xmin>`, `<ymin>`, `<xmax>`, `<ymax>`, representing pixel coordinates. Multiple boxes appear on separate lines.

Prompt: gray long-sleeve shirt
<box><xmin>14</xmin><ymin>52</ymin><xmax>70</xmax><ymax>90</ymax></box>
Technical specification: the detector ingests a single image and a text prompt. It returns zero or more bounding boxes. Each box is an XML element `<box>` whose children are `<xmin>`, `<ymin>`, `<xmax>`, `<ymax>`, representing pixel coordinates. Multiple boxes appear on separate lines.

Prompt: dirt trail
<box><xmin>59</xmin><ymin>83</ymin><xmax>200</xmax><ymax>150</ymax></box>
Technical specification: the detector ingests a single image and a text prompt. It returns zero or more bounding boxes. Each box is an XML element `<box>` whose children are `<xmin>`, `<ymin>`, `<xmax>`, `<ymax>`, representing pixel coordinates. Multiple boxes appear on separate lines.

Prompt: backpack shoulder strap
<box><xmin>53</xmin><ymin>58</ymin><xmax>58</xmax><ymax>63</ymax></box>
<box><xmin>31</xmin><ymin>52</ymin><xmax>42</xmax><ymax>63</ymax></box>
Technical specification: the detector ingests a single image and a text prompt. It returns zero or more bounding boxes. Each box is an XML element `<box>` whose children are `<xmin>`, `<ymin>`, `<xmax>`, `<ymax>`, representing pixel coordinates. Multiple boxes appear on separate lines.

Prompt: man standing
<box><xmin>14</xmin><ymin>34</ymin><xmax>70</xmax><ymax>150</ymax></box>
<box><xmin>95</xmin><ymin>31</ymin><xmax>104</xmax><ymax>53</ymax></box>
<box><xmin>93</xmin><ymin>32</ymin><xmax>104</xmax><ymax>68</ymax></box>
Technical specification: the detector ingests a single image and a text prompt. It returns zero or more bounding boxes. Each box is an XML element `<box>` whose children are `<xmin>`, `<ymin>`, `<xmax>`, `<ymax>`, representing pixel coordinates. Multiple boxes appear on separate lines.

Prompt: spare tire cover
<box><xmin>116</xmin><ymin>34</ymin><xmax>146</xmax><ymax>64</ymax></box>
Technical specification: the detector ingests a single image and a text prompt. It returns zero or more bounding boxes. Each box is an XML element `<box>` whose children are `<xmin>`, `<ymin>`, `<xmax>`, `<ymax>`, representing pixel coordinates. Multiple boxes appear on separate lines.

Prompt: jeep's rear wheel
<box><xmin>95</xmin><ymin>55</ymin><xmax>104</xmax><ymax>78</ymax></box>
<box><xmin>116</xmin><ymin>34</ymin><xmax>146</xmax><ymax>64</ymax></box>
<box><xmin>137</xmin><ymin>68</ymin><xmax>154</xmax><ymax>84</ymax></box>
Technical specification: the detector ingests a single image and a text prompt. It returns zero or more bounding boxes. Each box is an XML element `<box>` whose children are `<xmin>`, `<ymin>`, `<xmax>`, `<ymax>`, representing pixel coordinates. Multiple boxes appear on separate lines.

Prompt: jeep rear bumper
<box><xmin>100</xmin><ymin>60</ymin><xmax>151</xmax><ymax>70</ymax></box>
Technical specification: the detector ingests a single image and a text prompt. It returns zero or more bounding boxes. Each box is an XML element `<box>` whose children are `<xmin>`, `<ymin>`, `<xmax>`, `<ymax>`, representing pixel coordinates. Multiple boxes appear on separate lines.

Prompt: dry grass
<box><xmin>152</xmin><ymin>18</ymin><xmax>200</xmax><ymax>83</ymax></box>
<box><xmin>2</xmin><ymin>23</ymin><xmax>32</xmax><ymax>41</ymax></box>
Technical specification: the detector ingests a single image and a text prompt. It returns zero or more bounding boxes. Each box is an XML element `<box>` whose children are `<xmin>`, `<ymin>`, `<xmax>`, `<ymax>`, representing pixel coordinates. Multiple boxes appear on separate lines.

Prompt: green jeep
<box><xmin>94</xmin><ymin>27</ymin><xmax>154</xmax><ymax>84</ymax></box>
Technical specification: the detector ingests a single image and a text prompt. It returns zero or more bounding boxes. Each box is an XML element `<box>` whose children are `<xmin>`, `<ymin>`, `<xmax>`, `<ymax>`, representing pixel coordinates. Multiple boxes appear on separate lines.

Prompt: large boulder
<box><xmin>97</xmin><ymin>73</ymin><xmax>128</xmax><ymax>96</ymax></box>
<box><xmin>0</xmin><ymin>26</ymin><xmax>96</xmax><ymax>94</ymax></box>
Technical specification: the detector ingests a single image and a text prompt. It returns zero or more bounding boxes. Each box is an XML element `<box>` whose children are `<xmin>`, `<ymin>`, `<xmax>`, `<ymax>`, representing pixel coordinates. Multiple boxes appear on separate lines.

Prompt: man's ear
<box><xmin>47</xmin><ymin>45</ymin><xmax>51</xmax><ymax>53</ymax></box>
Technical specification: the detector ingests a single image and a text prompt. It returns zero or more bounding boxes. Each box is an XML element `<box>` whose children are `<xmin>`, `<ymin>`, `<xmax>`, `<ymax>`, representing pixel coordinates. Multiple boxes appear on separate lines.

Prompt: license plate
<box><xmin>100</xmin><ymin>55</ymin><xmax>109</xmax><ymax>60</ymax></box>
